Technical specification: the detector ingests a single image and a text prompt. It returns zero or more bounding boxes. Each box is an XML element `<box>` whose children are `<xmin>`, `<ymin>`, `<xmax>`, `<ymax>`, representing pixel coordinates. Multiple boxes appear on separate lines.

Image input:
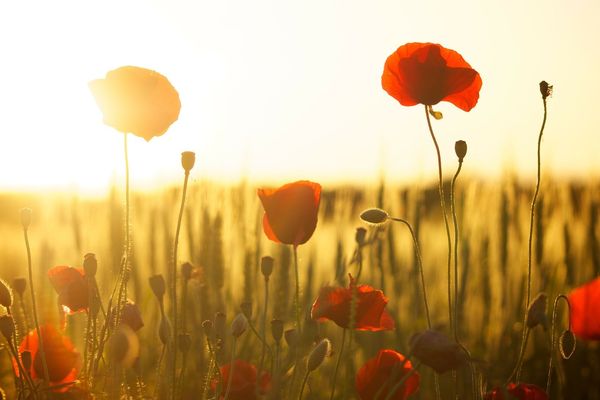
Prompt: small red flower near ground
<box><xmin>311</xmin><ymin>276</ymin><xmax>394</xmax><ymax>331</ymax></box>
<box><xmin>16</xmin><ymin>325</ymin><xmax>79</xmax><ymax>388</ymax></box>
<box><xmin>48</xmin><ymin>266</ymin><xmax>89</xmax><ymax>313</ymax></box>
<box><xmin>484</xmin><ymin>383</ymin><xmax>548</xmax><ymax>400</ymax></box>
<box><xmin>211</xmin><ymin>359</ymin><xmax>270</xmax><ymax>400</ymax></box>
<box><xmin>257</xmin><ymin>180</ymin><xmax>321</xmax><ymax>246</ymax></box>
<box><xmin>89</xmin><ymin>66</ymin><xmax>181</xmax><ymax>141</ymax></box>
<box><xmin>382</xmin><ymin>42</ymin><xmax>482</xmax><ymax>111</ymax></box>
<box><xmin>568</xmin><ymin>277</ymin><xmax>600</xmax><ymax>340</ymax></box>
<box><xmin>355</xmin><ymin>349</ymin><xmax>419</xmax><ymax>400</ymax></box>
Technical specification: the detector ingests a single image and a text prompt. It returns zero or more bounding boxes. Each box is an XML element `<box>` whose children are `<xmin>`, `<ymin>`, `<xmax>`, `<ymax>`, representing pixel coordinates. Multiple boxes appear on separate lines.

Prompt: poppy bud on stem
<box><xmin>547</xmin><ymin>294</ymin><xmax>575</xmax><ymax>394</ymax></box>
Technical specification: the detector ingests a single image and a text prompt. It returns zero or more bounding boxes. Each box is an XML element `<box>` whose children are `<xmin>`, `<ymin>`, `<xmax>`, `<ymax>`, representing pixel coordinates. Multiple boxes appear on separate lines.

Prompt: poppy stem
<box><xmin>298</xmin><ymin>369</ymin><xmax>311</xmax><ymax>400</ymax></box>
<box><xmin>223</xmin><ymin>337</ymin><xmax>237</xmax><ymax>400</ymax></box>
<box><xmin>388</xmin><ymin>217</ymin><xmax>431</xmax><ymax>329</ymax></box>
<box><xmin>23</xmin><ymin>218</ymin><xmax>51</xmax><ymax>391</ymax></box>
<box><xmin>292</xmin><ymin>245</ymin><xmax>302</xmax><ymax>336</ymax></box>
<box><xmin>258</xmin><ymin>275</ymin><xmax>270</xmax><ymax>396</ymax></box>
<box><xmin>424</xmin><ymin>106</ymin><xmax>454</xmax><ymax>334</ymax></box>
<box><xmin>546</xmin><ymin>294</ymin><xmax>572</xmax><ymax>394</ymax></box>
<box><xmin>116</xmin><ymin>132</ymin><xmax>131</xmax><ymax>325</ymax></box>
<box><xmin>329</xmin><ymin>328</ymin><xmax>346</xmax><ymax>400</ymax></box>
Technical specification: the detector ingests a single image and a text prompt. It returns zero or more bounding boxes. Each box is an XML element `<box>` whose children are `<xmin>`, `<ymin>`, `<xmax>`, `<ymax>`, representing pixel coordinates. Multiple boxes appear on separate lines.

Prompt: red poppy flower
<box><xmin>89</xmin><ymin>66</ymin><xmax>181</xmax><ymax>141</ymax></box>
<box><xmin>568</xmin><ymin>277</ymin><xmax>600</xmax><ymax>340</ymax></box>
<box><xmin>382</xmin><ymin>42</ymin><xmax>482</xmax><ymax>111</ymax></box>
<box><xmin>311</xmin><ymin>276</ymin><xmax>394</xmax><ymax>331</ymax></box>
<box><xmin>484</xmin><ymin>383</ymin><xmax>548</xmax><ymax>400</ymax></box>
<box><xmin>257</xmin><ymin>180</ymin><xmax>321</xmax><ymax>246</ymax></box>
<box><xmin>15</xmin><ymin>325</ymin><xmax>79</xmax><ymax>389</ymax></box>
<box><xmin>48</xmin><ymin>266</ymin><xmax>89</xmax><ymax>313</ymax></box>
<box><xmin>211</xmin><ymin>359</ymin><xmax>270</xmax><ymax>400</ymax></box>
<box><xmin>355</xmin><ymin>349</ymin><xmax>419</xmax><ymax>400</ymax></box>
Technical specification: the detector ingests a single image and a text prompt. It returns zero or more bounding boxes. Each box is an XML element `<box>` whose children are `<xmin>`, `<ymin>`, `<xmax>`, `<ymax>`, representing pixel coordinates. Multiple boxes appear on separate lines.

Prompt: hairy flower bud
<box><xmin>455</xmin><ymin>140</ymin><xmax>467</xmax><ymax>162</ymax></box>
<box><xmin>149</xmin><ymin>275</ymin><xmax>166</xmax><ymax>300</ymax></box>
<box><xmin>355</xmin><ymin>227</ymin><xmax>367</xmax><ymax>246</ymax></box>
<box><xmin>559</xmin><ymin>330</ymin><xmax>576</xmax><ymax>359</ymax></box>
<box><xmin>360</xmin><ymin>208</ymin><xmax>389</xmax><ymax>225</ymax></box>
<box><xmin>181</xmin><ymin>151</ymin><xmax>196</xmax><ymax>173</ymax></box>
<box><xmin>261</xmin><ymin>256</ymin><xmax>274</xmax><ymax>280</ymax></box>
<box><xmin>83</xmin><ymin>253</ymin><xmax>98</xmax><ymax>278</ymax></box>
<box><xmin>231</xmin><ymin>313</ymin><xmax>248</xmax><ymax>338</ymax></box>
<box><xmin>20</xmin><ymin>208</ymin><xmax>32</xmax><ymax>230</ymax></box>
<box><xmin>540</xmin><ymin>81</ymin><xmax>553</xmax><ymax>100</ymax></box>
<box><xmin>0</xmin><ymin>315</ymin><xmax>15</xmax><ymax>340</ymax></box>
<box><xmin>307</xmin><ymin>338</ymin><xmax>331</xmax><ymax>372</ymax></box>
<box><xmin>0</xmin><ymin>280</ymin><xmax>13</xmax><ymax>309</ymax></box>
<box><xmin>181</xmin><ymin>262</ymin><xmax>193</xmax><ymax>281</ymax></box>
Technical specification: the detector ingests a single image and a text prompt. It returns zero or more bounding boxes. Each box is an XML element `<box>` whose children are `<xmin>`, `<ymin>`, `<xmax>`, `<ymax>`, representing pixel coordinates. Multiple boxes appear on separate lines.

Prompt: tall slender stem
<box><xmin>172</xmin><ymin>169</ymin><xmax>191</xmax><ymax>399</ymax></box>
<box><xmin>451</xmin><ymin>161</ymin><xmax>463</xmax><ymax>338</ymax></box>
<box><xmin>258</xmin><ymin>277</ymin><xmax>270</xmax><ymax>396</ymax></box>
<box><xmin>223</xmin><ymin>338</ymin><xmax>238</xmax><ymax>400</ymax></box>
<box><xmin>546</xmin><ymin>294</ymin><xmax>572</xmax><ymax>394</ymax></box>
<box><xmin>298</xmin><ymin>370</ymin><xmax>310</xmax><ymax>400</ymax></box>
<box><xmin>329</xmin><ymin>328</ymin><xmax>346</xmax><ymax>400</ymax></box>
<box><xmin>23</xmin><ymin>222</ymin><xmax>50</xmax><ymax>390</ymax></box>
<box><xmin>293</xmin><ymin>245</ymin><xmax>302</xmax><ymax>335</ymax></box>
<box><xmin>424</xmin><ymin>106</ymin><xmax>453</xmax><ymax>331</ymax></box>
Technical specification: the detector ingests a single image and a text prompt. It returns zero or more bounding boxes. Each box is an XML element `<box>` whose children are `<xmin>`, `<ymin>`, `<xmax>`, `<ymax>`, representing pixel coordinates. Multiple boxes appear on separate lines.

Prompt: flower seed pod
<box><xmin>284</xmin><ymin>328</ymin><xmax>298</xmax><ymax>348</ymax></box>
<box><xmin>540</xmin><ymin>81</ymin><xmax>553</xmax><ymax>100</ymax></box>
<box><xmin>526</xmin><ymin>293</ymin><xmax>548</xmax><ymax>330</ymax></box>
<box><xmin>20</xmin><ymin>208</ymin><xmax>32</xmax><ymax>229</ymax></box>
<box><xmin>83</xmin><ymin>253</ymin><xmax>98</xmax><ymax>278</ymax></box>
<box><xmin>159</xmin><ymin>315</ymin><xmax>172</xmax><ymax>345</ymax></box>
<box><xmin>231</xmin><ymin>313</ymin><xmax>248</xmax><ymax>338</ymax></box>
<box><xmin>12</xmin><ymin>278</ymin><xmax>26</xmax><ymax>298</ymax></box>
<box><xmin>455</xmin><ymin>140</ymin><xmax>467</xmax><ymax>162</ymax></box>
<box><xmin>240</xmin><ymin>301</ymin><xmax>253</xmax><ymax>319</ymax></box>
<box><xmin>271</xmin><ymin>319</ymin><xmax>284</xmax><ymax>343</ymax></box>
<box><xmin>179</xmin><ymin>333</ymin><xmax>192</xmax><ymax>353</ymax></box>
<box><xmin>261</xmin><ymin>256</ymin><xmax>274</xmax><ymax>280</ymax></box>
<box><xmin>0</xmin><ymin>279</ymin><xmax>13</xmax><ymax>309</ymax></box>
<box><xmin>355</xmin><ymin>227</ymin><xmax>367</xmax><ymax>246</ymax></box>
<box><xmin>360</xmin><ymin>208</ymin><xmax>389</xmax><ymax>225</ymax></box>
<box><xmin>181</xmin><ymin>151</ymin><xmax>196</xmax><ymax>173</ymax></box>
<box><xmin>0</xmin><ymin>315</ymin><xmax>15</xmax><ymax>340</ymax></box>
<box><xmin>181</xmin><ymin>262</ymin><xmax>193</xmax><ymax>281</ymax></box>
<box><xmin>307</xmin><ymin>338</ymin><xmax>331</xmax><ymax>372</ymax></box>
<box><xmin>559</xmin><ymin>330</ymin><xmax>576</xmax><ymax>359</ymax></box>
<box><xmin>149</xmin><ymin>275</ymin><xmax>166</xmax><ymax>300</ymax></box>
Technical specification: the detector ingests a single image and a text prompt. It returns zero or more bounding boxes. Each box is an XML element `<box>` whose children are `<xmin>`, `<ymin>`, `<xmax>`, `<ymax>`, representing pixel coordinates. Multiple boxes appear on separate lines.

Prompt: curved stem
<box><xmin>547</xmin><ymin>294</ymin><xmax>572</xmax><ymax>394</ymax></box>
<box><xmin>298</xmin><ymin>370</ymin><xmax>310</xmax><ymax>400</ymax></box>
<box><xmin>507</xmin><ymin>327</ymin><xmax>530</xmax><ymax>384</ymax></box>
<box><xmin>329</xmin><ymin>328</ymin><xmax>346</xmax><ymax>400</ymax></box>
<box><xmin>424</xmin><ymin>106</ymin><xmax>453</xmax><ymax>332</ymax></box>
<box><xmin>24</xmin><ymin>225</ymin><xmax>50</xmax><ymax>389</ymax></box>
<box><xmin>223</xmin><ymin>338</ymin><xmax>237</xmax><ymax>400</ymax></box>
<box><xmin>389</xmin><ymin>217</ymin><xmax>431</xmax><ymax>328</ymax></box>
<box><xmin>172</xmin><ymin>170</ymin><xmax>190</xmax><ymax>399</ymax></box>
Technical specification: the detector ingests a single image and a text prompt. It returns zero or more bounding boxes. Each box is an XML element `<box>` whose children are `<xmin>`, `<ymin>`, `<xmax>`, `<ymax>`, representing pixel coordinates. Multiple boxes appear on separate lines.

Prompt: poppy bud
<box><xmin>121</xmin><ymin>300</ymin><xmax>144</xmax><ymax>332</ymax></box>
<box><xmin>271</xmin><ymin>319</ymin><xmax>284</xmax><ymax>343</ymax></box>
<box><xmin>284</xmin><ymin>328</ymin><xmax>299</xmax><ymax>348</ymax></box>
<box><xmin>410</xmin><ymin>330</ymin><xmax>467</xmax><ymax>373</ymax></box>
<box><xmin>540</xmin><ymin>81</ymin><xmax>553</xmax><ymax>100</ymax></box>
<box><xmin>455</xmin><ymin>140</ymin><xmax>467</xmax><ymax>162</ymax></box>
<box><xmin>360</xmin><ymin>208</ymin><xmax>389</xmax><ymax>225</ymax></box>
<box><xmin>428</xmin><ymin>107</ymin><xmax>443</xmax><ymax>120</ymax></box>
<box><xmin>181</xmin><ymin>151</ymin><xmax>196</xmax><ymax>173</ymax></box>
<box><xmin>526</xmin><ymin>293</ymin><xmax>548</xmax><ymax>330</ymax></box>
<box><xmin>179</xmin><ymin>333</ymin><xmax>192</xmax><ymax>353</ymax></box>
<box><xmin>159</xmin><ymin>315</ymin><xmax>172</xmax><ymax>345</ymax></box>
<box><xmin>0</xmin><ymin>280</ymin><xmax>12</xmax><ymax>309</ymax></box>
<box><xmin>20</xmin><ymin>208</ymin><xmax>32</xmax><ymax>230</ymax></box>
<box><xmin>181</xmin><ymin>262</ymin><xmax>193</xmax><ymax>281</ymax></box>
<box><xmin>307</xmin><ymin>338</ymin><xmax>331</xmax><ymax>372</ymax></box>
<box><xmin>559</xmin><ymin>330</ymin><xmax>576</xmax><ymax>359</ymax></box>
<box><xmin>83</xmin><ymin>253</ymin><xmax>98</xmax><ymax>278</ymax></box>
<box><xmin>202</xmin><ymin>320</ymin><xmax>213</xmax><ymax>337</ymax></box>
<box><xmin>12</xmin><ymin>278</ymin><xmax>26</xmax><ymax>298</ymax></box>
<box><xmin>354</xmin><ymin>227</ymin><xmax>367</xmax><ymax>246</ymax></box>
<box><xmin>149</xmin><ymin>275</ymin><xmax>166</xmax><ymax>300</ymax></box>
<box><xmin>261</xmin><ymin>256</ymin><xmax>274</xmax><ymax>280</ymax></box>
<box><xmin>214</xmin><ymin>312</ymin><xmax>226</xmax><ymax>338</ymax></box>
<box><xmin>240</xmin><ymin>301</ymin><xmax>253</xmax><ymax>319</ymax></box>
<box><xmin>231</xmin><ymin>313</ymin><xmax>248</xmax><ymax>338</ymax></box>
<box><xmin>0</xmin><ymin>315</ymin><xmax>15</xmax><ymax>340</ymax></box>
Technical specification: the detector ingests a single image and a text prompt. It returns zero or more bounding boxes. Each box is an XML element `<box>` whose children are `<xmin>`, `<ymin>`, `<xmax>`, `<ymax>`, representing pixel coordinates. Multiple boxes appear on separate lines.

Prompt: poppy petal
<box><xmin>569</xmin><ymin>277</ymin><xmax>600</xmax><ymax>340</ymax></box>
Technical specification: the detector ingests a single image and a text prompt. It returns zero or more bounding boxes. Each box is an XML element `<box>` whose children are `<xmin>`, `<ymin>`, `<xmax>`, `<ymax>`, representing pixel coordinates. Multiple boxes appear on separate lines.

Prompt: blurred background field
<box><xmin>0</xmin><ymin>176</ymin><xmax>599</xmax><ymax>398</ymax></box>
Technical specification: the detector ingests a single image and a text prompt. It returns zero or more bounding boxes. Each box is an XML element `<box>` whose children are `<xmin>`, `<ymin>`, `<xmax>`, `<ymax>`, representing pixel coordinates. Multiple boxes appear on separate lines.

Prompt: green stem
<box><xmin>292</xmin><ymin>245</ymin><xmax>302</xmax><ymax>336</ymax></box>
<box><xmin>23</xmin><ymin>225</ymin><xmax>50</xmax><ymax>391</ymax></box>
<box><xmin>258</xmin><ymin>277</ymin><xmax>269</xmax><ymax>396</ymax></box>
<box><xmin>424</xmin><ymin>106</ymin><xmax>453</xmax><ymax>333</ymax></box>
<box><xmin>298</xmin><ymin>370</ymin><xmax>310</xmax><ymax>400</ymax></box>
<box><xmin>329</xmin><ymin>328</ymin><xmax>346</xmax><ymax>400</ymax></box>
<box><xmin>546</xmin><ymin>294</ymin><xmax>571</xmax><ymax>394</ymax></box>
<box><xmin>223</xmin><ymin>338</ymin><xmax>238</xmax><ymax>400</ymax></box>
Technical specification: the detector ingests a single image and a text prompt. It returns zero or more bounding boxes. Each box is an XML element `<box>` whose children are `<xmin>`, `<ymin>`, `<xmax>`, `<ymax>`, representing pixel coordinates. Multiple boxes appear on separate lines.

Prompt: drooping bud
<box><xmin>526</xmin><ymin>293</ymin><xmax>548</xmax><ymax>330</ymax></box>
<box><xmin>181</xmin><ymin>151</ymin><xmax>196</xmax><ymax>173</ymax></box>
<box><xmin>0</xmin><ymin>315</ymin><xmax>15</xmax><ymax>340</ymax></box>
<box><xmin>181</xmin><ymin>262</ymin><xmax>193</xmax><ymax>281</ymax></box>
<box><xmin>231</xmin><ymin>313</ymin><xmax>248</xmax><ymax>338</ymax></box>
<box><xmin>540</xmin><ymin>81</ymin><xmax>553</xmax><ymax>100</ymax></box>
<box><xmin>149</xmin><ymin>275</ymin><xmax>166</xmax><ymax>300</ymax></box>
<box><xmin>179</xmin><ymin>333</ymin><xmax>192</xmax><ymax>353</ymax></box>
<box><xmin>355</xmin><ymin>227</ymin><xmax>367</xmax><ymax>246</ymax></box>
<box><xmin>83</xmin><ymin>253</ymin><xmax>98</xmax><ymax>278</ymax></box>
<box><xmin>0</xmin><ymin>280</ymin><xmax>13</xmax><ymax>309</ymax></box>
<box><xmin>284</xmin><ymin>328</ymin><xmax>299</xmax><ymax>348</ymax></box>
<box><xmin>307</xmin><ymin>338</ymin><xmax>331</xmax><ymax>372</ymax></box>
<box><xmin>271</xmin><ymin>319</ymin><xmax>284</xmax><ymax>343</ymax></box>
<box><xmin>559</xmin><ymin>330</ymin><xmax>576</xmax><ymax>359</ymax></box>
<box><xmin>20</xmin><ymin>208</ymin><xmax>32</xmax><ymax>230</ymax></box>
<box><xmin>261</xmin><ymin>256</ymin><xmax>274</xmax><ymax>280</ymax></box>
<box><xmin>455</xmin><ymin>140</ymin><xmax>467</xmax><ymax>162</ymax></box>
<box><xmin>360</xmin><ymin>208</ymin><xmax>389</xmax><ymax>225</ymax></box>
<box><xmin>12</xmin><ymin>278</ymin><xmax>26</xmax><ymax>298</ymax></box>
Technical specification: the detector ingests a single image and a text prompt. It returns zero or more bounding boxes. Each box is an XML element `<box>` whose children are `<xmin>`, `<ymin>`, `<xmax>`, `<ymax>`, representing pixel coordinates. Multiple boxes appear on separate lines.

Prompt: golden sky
<box><xmin>0</xmin><ymin>0</ymin><xmax>599</xmax><ymax>193</ymax></box>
